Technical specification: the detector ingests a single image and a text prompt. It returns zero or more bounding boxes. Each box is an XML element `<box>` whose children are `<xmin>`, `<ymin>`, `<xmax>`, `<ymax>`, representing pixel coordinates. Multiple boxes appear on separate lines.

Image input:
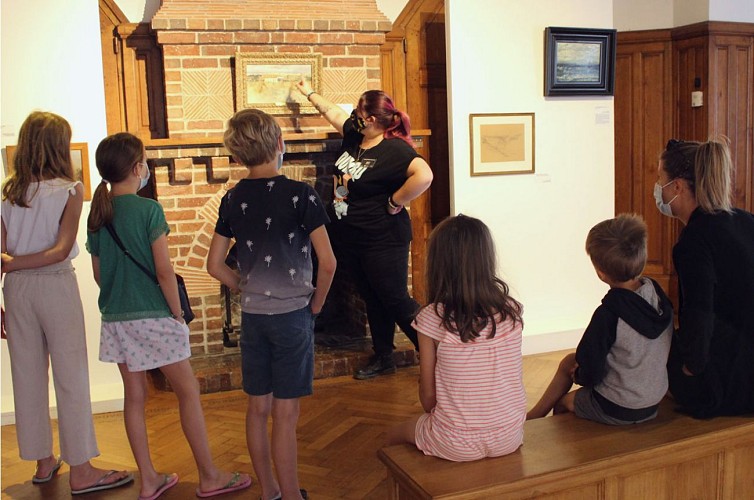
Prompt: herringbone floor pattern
<box><xmin>1</xmin><ymin>350</ymin><xmax>568</xmax><ymax>499</ymax></box>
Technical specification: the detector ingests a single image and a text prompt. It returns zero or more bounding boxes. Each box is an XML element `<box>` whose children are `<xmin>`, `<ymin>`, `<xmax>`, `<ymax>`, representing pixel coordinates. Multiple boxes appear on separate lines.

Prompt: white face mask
<box><xmin>138</xmin><ymin>162</ymin><xmax>150</xmax><ymax>191</ymax></box>
<box><xmin>653</xmin><ymin>180</ymin><xmax>677</xmax><ymax>217</ymax></box>
<box><xmin>276</xmin><ymin>141</ymin><xmax>286</xmax><ymax>170</ymax></box>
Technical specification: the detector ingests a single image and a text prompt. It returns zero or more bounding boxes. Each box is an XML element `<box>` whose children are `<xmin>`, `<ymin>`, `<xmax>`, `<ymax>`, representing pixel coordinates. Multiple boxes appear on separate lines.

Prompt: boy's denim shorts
<box><xmin>240</xmin><ymin>306</ymin><xmax>315</xmax><ymax>399</ymax></box>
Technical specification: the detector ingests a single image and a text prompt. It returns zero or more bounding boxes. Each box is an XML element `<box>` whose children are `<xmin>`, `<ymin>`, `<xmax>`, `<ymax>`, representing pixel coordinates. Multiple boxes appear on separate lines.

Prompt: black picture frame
<box><xmin>544</xmin><ymin>27</ymin><xmax>617</xmax><ymax>96</ymax></box>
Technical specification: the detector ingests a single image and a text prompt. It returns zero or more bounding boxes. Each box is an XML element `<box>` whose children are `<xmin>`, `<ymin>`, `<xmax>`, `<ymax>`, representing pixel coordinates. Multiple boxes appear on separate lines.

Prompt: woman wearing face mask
<box><xmin>655</xmin><ymin>138</ymin><xmax>754</xmax><ymax>418</ymax></box>
<box><xmin>295</xmin><ymin>80</ymin><xmax>433</xmax><ymax>380</ymax></box>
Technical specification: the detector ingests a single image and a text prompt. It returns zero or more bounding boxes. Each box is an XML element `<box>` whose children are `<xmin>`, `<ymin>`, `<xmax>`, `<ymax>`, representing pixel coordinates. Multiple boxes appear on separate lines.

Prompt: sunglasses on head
<box><xmin>666</xmin><ymin>139</ymin><xmax>684</xmax><ymax>151</ymax></box>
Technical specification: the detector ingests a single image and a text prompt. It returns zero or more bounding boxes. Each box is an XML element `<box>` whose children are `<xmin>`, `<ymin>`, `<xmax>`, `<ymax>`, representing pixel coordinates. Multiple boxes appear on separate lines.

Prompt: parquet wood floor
<box><xmin>1</xmin><ymin>349</ymin><xmax>570</xmax><ymax>499</ymax></box>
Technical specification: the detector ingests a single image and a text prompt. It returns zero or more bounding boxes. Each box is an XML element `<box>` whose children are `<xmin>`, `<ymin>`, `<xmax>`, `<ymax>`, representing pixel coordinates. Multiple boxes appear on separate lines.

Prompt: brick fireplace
<box><xmin>142</xmin><ymin>1</ymin><xmax>420</xmax><ymax>391</ymax></box>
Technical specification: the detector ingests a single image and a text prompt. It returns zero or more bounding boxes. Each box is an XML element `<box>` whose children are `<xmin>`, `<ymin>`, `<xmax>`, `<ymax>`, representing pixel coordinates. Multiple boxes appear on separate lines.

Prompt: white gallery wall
<box><xmin>445</xmin><ymin>0</ymin><xmax>615</xmax><ymax>352</ymax></box>
<box><xmin>1</xmin><ymin>0</ymin><xmax>122</xmax><ymax>422</ymax></box>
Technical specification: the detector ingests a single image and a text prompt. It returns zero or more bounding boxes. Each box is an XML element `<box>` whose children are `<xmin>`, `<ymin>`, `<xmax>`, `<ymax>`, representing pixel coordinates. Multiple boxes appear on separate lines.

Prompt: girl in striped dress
<box><xmin>387</xmin><ymin>214</ymin><xmax>526</xmax><ymax>461</ymax></box>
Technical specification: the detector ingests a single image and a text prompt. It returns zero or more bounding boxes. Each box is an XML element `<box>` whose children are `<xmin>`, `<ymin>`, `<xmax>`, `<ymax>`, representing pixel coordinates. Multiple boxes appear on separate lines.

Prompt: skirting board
<box><xmin>521</xmin><ymin>329</ymin><xmax>582</xmax><ymax>356</ymax></box>
<box><xmin>1</xmin><ymin>330</ymin><xmax>583</xmax><ymax>425</ymax></box>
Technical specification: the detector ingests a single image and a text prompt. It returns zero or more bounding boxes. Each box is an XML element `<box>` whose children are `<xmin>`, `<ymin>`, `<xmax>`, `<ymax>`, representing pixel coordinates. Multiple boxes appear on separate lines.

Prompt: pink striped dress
<box><xmin>413</xmin><ymin>304</ymin><xmax>526</xmax><ymax>461</ymax></box>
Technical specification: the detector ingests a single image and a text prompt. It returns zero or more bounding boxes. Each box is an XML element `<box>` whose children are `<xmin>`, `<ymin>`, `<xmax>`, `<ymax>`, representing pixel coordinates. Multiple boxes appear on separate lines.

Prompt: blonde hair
<box><xmin>223</xmin><ymin>109</ymin><xmax>281</xmax><ymax>167</ymax></box>
<box><xmin>661</xmin><ymin>137</ymin><xmax>733</xmax><ymax>214</ymax></box>
<box><xmin>2</xmin><ymin>111</ymin><xmax>74</xmax><ymax>207</ymax></box>
<box><xmin>88</xmin><ymin>132</ymin><xmax>144</xmax><ymax>232</ymax></box>
<box><xmin>586</xmin><ymin>213</ymin><xmax>647</xmax><ymax>283</ymax></box>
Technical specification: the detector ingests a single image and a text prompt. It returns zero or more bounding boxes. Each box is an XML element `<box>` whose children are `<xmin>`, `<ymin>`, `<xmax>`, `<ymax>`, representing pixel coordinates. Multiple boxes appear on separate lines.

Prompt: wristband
<box><xmin>306</xmin><ymin>91</ymin><xmax>316</xmax><ymax>99</ymax></box>
<box><xmin>388</xmin><ymin>195</ymin><xmax>402</xmax><ymax>210</ymax></box>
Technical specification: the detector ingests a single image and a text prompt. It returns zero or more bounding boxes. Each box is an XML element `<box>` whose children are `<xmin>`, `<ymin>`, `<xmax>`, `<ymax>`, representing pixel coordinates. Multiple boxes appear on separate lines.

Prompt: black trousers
<box><xmin>335</xmin><ymin>239</ymin><xmax>419</xmax><ymax>355</ymax></box>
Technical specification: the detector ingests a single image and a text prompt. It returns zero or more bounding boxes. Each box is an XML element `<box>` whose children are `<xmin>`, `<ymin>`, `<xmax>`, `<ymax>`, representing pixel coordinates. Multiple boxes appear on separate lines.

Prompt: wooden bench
<box><xmin>377</xmin><ymin>399</ymin><xmax>754</xmax><ymax>499</ymax></box>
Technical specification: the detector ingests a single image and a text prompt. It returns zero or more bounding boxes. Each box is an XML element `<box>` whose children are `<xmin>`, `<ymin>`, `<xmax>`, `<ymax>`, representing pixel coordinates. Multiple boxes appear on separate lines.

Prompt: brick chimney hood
<box><xmin>152</xmin><ymin>0</ymin><xmax>391</xmax><ymax>30</ymax></box>
<box><xmin>150</xmin><ymin>0</ymin><xmax>392</xmax><ymax>138</ymax></box>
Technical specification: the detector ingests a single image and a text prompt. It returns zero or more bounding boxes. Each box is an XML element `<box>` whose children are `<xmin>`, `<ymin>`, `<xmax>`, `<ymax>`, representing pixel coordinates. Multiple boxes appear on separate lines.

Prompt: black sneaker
<box><xmin>354</xmin><ymin>355</ymin><xmax>397</xmax><ymax>380</ymax></box>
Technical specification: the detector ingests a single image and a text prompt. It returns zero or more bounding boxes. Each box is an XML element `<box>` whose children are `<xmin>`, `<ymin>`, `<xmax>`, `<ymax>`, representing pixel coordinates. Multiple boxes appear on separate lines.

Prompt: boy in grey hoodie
<box><xmin>527</xmin><ymin>214</ymin><xmax>673</xmax><ymax>424</ymax></box>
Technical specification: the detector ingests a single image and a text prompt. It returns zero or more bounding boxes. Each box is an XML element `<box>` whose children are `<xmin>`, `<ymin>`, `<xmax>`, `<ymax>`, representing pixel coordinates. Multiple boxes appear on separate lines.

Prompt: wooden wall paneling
<box><xmin>99</xmin><ymin>0</ymin><xmax>129</xmax><ymax>134</ymax></box>
<box><xmin>615</xmin><ymin>32</ymin><xmax>675</xmax><ymax>293</ymax></box>
<box><xmin>673</xmin><ymin>36</ymin><xmax>709</xmax><ymax>141</ymax></box>
<box><xmin>117</xmin><ymin>23</ymin><xmax>168</xmax><ymax>139</ymax></box>
<box><xmin>709</xmin><ymin>33</ymin><xmax>754</xmax><ymax>211</ymax></box>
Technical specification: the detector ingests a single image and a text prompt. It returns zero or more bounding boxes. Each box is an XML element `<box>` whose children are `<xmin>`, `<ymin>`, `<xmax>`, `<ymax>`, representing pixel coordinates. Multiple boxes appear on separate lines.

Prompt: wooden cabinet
<box><xmin>615</xmin><ymin>22</ymin><xmax>754</xmax><ymax>304</ymax></box>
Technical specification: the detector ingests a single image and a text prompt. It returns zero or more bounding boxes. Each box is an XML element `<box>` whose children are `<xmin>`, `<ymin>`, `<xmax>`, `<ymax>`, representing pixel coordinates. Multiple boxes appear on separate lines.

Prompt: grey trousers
<box><xmin>3</xmin><ymin>262</ymin><xmax>99</xmax><ymax>465</ymax></box>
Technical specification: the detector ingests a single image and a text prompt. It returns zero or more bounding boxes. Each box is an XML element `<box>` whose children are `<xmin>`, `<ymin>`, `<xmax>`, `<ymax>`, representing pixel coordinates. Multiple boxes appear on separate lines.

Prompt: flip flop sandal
<box><xmin>139</xmin><ymin>473</ymin><xmax>179</xmax><ymax>500</ymax></box>
<box><xmin>195</xmin><ymin>471</ymin><xmax>252</xmax><ymax>498</ymax></box>
<box><xmin>32</xmin><ymin>457</ymin><xmax>63</xmax><ymax>484</ymax></box>
<box><xmin>71</xmin><ymin>470</ymin><xmax>134</xmax><ymax>495</ymax></box>
<box><xmin>267</xmin><ymin>489</ymin><xmax>308</xmax><ymax>500</ymax></box>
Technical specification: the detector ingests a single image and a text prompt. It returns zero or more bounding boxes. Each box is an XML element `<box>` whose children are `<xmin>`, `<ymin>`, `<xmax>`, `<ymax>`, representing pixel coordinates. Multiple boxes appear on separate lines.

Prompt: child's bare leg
<box><xmin>527</xmin><ymin>352</ymin><xmax>577</xmax><ymax>419</ymax></box>
<box><xmin>247</xmin><ymin>394</ymin><xmax>279</xmax><ymax>500</ymax></box>
<box><xmin>271</xmin><ymin>397</ymin><xmax>303</xmax><ymax>500</ymax></box>
<box><xmin>117</xmin><ymin>364</ymin><xmax>161</xmax><ymax>497</ymax></box>
<box><xmin>160</xmin><ymin>359</ymin><xmax>247</xmax><ymax>493</ymax></box>
<box><xmin>553</xmin><ymin>390</ymin><xmax>577</xmax><ymax>415</ymax></box>
<box><xmin>386</xmin><ymin>416</ymin><xmax>421</xmax><ymax>446</ymax></box>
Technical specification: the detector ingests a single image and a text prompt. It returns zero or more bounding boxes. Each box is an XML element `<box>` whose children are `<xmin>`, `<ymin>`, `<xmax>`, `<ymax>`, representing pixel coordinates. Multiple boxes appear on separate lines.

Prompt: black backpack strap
<box><xmin>105</xmin><ymin>224</ymin><xmax>159</xmax><ymax>284</ymax></box>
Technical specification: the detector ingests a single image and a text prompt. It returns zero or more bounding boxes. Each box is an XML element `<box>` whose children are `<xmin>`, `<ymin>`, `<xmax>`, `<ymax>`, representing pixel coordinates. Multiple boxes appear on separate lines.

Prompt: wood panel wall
<box><xmin>615</xmin><ymin>21</ymin><xmax>754</xmax><ymax>303</ymax></box>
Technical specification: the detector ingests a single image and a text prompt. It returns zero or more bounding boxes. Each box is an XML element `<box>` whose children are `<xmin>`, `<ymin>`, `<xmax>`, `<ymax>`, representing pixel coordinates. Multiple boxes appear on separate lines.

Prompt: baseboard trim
<box><xmin>1</xmin><ymin>398</ymin><xmax>124</xmax><ymax>426</ymax></box>
<box><xmin>522</xmin><ymin>329</ymin><xmax>582</xmax><ymax>356</ymax></box>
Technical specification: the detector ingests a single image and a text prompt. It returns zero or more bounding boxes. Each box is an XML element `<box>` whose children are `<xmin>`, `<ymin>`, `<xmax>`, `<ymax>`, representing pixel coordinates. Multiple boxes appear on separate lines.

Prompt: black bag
<box><xmin>105</xmin><ymin>224</ymin><xmax>194</xmax><ymax>323</ymax></box>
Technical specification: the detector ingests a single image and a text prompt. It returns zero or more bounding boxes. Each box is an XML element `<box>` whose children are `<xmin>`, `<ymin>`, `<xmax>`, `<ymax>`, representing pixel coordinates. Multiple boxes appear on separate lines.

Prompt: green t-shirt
<box><xmin>86</xmin><ymin>194</ymin><xmax>171</xmax><ymax>322</ymax></box>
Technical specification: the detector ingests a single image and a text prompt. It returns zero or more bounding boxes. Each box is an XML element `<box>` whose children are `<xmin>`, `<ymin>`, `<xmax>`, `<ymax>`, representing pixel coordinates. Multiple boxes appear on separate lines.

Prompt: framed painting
<box><xmin>234</xmin><ymin>53</ymin><xmax>322</xmax><ymax>115</ymax></box>
<box><xmin>469</xmin><ymin>113</ymin><xmax>535</xmax><ymax>176</ymax></box>
<box><xmin>4</xmin><ymin>142</ymin><xmax>92</xmax><ymax>200</ymax></box>
<box><xmin>544</xmin><ymin>27</ymin><xmax>616</xmax><ymax>96</ymax></box>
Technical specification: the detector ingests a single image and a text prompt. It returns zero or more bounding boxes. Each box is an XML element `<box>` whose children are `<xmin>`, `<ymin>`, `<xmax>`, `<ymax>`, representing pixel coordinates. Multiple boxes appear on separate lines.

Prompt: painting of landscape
<box><xmin>555</xmin><ymin>41</ymin><xmax>601</xmax><ymax>83</ymax></box>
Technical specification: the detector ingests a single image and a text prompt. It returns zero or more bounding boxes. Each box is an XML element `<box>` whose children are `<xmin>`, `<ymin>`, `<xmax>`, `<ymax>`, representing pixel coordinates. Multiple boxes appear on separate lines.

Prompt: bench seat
<box><xmin>377</xmin><ymin>399</ymin><xmax>754</xmax><ymax>499</ymax></box>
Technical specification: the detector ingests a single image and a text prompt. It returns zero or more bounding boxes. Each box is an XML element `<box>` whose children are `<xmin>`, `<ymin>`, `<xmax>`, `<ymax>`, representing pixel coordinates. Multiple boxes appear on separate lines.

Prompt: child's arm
<box><xmin>573</xmin><ymin>307</ymin><xmax>617</xmax><ymax>387</ymax></box>
<box><xmin>151</xmin><ymin>233</ymin><xmax>183</xmax><ymax>321</ymax></box>
<box><xmin>418</xmin><ymin>332</ymin><xmax>438</xmax><ymax>412</ymax></box>
<box><xmin>309</xmin><ymin>225</ymin><xmax>336</xmax><ymax>314</ymax></box>
<box><xmin>91</xmin><ymin>255</ymin><xmax>101</xmax><ymax>286</ymax></box>
<box><xmin>1</xmin><ymin>184</ymin><xmax>83</xmax><ymax>272</ymax></box>
<box><xmin>206</xmin><ymin>232</ymin><xmax>240</xmax><ymax>291</ymax></box>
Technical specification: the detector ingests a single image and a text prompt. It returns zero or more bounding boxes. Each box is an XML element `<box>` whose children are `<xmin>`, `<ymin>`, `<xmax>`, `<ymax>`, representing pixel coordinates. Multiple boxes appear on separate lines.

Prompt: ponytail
<box><xmin>87</xmin><ymin>180</ymin><xmax>113</xmax><ymax>232</ymax></box>
<box><xmin>358</xmin><ymin>90</ymin><xmax>414</xmax><ymax>147</ymax></box>
<box><xmin>384</xmin><ymin>109</ymin><xmax>413</xmax><ymax>147</ymax></box>
<box><xmin>88</xmin><ymin>132</ymin><xmax>144</xmax><ymax>232</ymax></box>
<box><xmin>695</xmin><ymin>138</ymin><xmax>733</xmax><ymax>214</ymax></box>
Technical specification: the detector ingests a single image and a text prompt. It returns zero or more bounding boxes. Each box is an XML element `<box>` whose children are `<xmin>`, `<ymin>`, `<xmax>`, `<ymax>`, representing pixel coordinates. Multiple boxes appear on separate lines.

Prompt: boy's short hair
<box><xmin>223</xmin><ymin>109</ymin><xmax>281</xmax><ymax>167</ymax></box>
<box><xmin>586</xmin><ymin>213</ymin><xmax>648</xmax><ymax>282</ymax></box>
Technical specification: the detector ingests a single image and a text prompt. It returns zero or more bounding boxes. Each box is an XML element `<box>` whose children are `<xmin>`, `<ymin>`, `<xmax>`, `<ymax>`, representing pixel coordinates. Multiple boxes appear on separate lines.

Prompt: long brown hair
<box><xmin>87</xmin><ymin>132</ymin><xmax>144</xmax><ymax>232</ymax></box>
<box><xmin>425</xmin><ymin>214</ymin><xmax>523</xmax><ymax>342</ymax></box>
<box><xmin>357</xmin><ymin>90</ymin><xmax>413</xmax><ymax>147</ymax></box>
<box><xmin>2</xmin><ymin>111</ymin><xmax>74</xmax><ymax>207</ymax></box>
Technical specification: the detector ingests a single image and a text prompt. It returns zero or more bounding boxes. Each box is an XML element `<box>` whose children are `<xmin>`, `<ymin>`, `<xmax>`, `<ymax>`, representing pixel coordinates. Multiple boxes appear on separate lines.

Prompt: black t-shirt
<box><xmin>330</xmin><ymin>119</ymin><xmax>420</xmax><ymax>245</ymax></box>
<box><xmin>215</xmin><ymin>175</ymin><xmax>330</xmax><ymax>313</ymax></box>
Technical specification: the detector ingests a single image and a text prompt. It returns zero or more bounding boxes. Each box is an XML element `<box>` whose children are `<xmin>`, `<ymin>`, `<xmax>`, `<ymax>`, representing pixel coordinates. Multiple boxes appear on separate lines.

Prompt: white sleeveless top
<box><xmin>2</xmin><ymin>179</ymin><xmax>81</xmax><ymax>260</ymax></box>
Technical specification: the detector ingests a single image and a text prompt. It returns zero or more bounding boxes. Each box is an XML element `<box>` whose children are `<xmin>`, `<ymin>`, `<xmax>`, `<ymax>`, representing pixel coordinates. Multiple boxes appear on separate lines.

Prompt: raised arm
<box><xmin>389</xmin><ymin>157</ymin><xmax>434</xmax><ymax>209</ymax></box>
<box><xmin>1</xmin><ymin>183</ymin><xmax>83</xmax><ymax>273</ymax></box>
<box><xmin>295</xmin><ymin>77</ymin><xmax>349</xmax><ymax>135</ymax></box>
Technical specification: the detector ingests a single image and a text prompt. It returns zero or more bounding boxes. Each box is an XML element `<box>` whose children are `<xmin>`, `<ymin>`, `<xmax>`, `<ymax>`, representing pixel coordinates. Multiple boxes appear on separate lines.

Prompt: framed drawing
<box><xmin>4</xmin><ymin>142</ymin><xmax>92</xmax><ymax>200</ymax></box>
<box><xmin>544</xmin><ymin>27</ymin><xmax>616</xmax><ymax>96</ymax></box>
<box><xmin>234</xmin><ymin>53</ymin><xmax>322</xmax><ymax>115</ymax></box>
<box><xmin>469</xmin><ymin>113</ymin><xmax>535</xmax><ymax>176</ymax></box>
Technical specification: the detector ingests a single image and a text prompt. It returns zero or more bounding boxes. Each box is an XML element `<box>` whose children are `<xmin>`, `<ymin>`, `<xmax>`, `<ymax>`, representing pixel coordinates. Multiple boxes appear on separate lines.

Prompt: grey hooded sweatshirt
<box><xmin>574</xmin><ymin>277</ymin><xmax>674</xmax><ymax>421</ymax></box>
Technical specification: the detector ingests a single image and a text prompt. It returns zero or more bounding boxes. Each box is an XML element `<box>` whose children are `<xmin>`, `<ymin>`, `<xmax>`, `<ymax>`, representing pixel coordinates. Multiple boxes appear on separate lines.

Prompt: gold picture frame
<box><xmin>469</xmin><ymin>113</ymin><xmax>535</xmax><ymax>176</ymax></box>
<box><xmin>4</xmin><ymin>142</ymin><xmax>92</xmax><ymax>200</ymax></box>
<box><xmin>234</xmin><ymin>53</ymin><xmax>322</xmax><ymax>115</ymax></box>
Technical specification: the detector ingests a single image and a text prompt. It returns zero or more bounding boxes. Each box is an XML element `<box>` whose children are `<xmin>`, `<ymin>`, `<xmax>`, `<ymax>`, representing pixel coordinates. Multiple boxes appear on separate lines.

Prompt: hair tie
<box><xmin>101</xmin><ymin>179</ymin><xmax>109</xmax><ymax>185</ymax></box>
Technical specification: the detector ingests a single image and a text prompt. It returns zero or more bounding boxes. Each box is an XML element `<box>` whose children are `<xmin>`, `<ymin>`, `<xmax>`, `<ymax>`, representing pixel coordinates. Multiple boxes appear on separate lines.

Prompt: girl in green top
<box><xmin>87</xmin><ymin>132</ymin><xmax>251</xmax><ymax>499</ymax></box>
